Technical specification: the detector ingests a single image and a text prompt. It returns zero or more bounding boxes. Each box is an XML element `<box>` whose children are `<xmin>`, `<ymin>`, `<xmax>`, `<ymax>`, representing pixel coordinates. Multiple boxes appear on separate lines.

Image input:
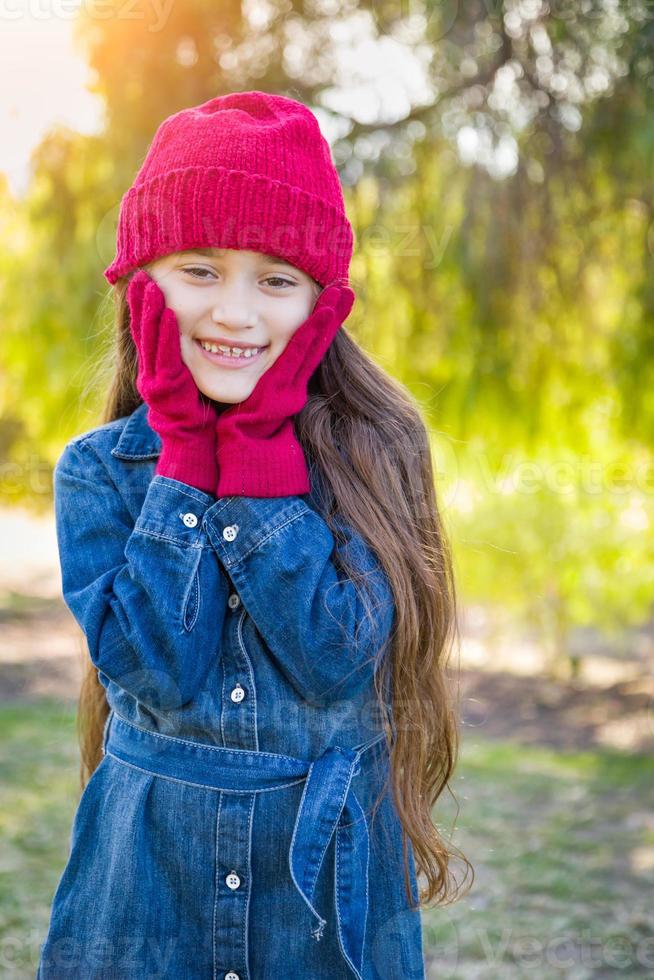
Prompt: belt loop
<box><xmin>101</xmin><ymin>709</ymin><xmax>114</xmax><ymax>756</ymax></box>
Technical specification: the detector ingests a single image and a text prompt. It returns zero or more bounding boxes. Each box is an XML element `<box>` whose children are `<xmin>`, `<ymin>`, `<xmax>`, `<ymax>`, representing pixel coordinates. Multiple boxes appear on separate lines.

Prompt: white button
<box><xmin>223</xmin><ymin>524</ymin><xmax>239</xmax><ymax>541</ymax></box>
<box><xmin>181</xmin><ymin>512</ymin><xmax>198</xmax><ymax>528</ymax></box>
<box><xmin>228</xmin><ymin>593</ymin><xmax>241</xmax><ymax>609</ymax></box>
<box><xmin>230</xmin><ymin>684</ymin><xmax>245</xmax><ymax>703</ymax></box>
<box><xmin>225</xmin><ymin>973</ymin><xmax>240</xmax><ymax>980</ymax></box>
<box><xmin>225</xmin><ymin>870</ymin><xmax>241</xmax><ymax>890</ymax></box>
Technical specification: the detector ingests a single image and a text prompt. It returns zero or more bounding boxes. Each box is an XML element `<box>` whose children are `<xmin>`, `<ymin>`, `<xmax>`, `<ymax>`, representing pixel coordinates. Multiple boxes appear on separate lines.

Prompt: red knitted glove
<box><xmin>127</xmin><ymin>269</ymin><xmax>219</xmax><ymax>495</ymax></box>
<box><xmin>215</xmin><ymin>282</ymin><xmax>355</xmax><ymax>497</ymax></box>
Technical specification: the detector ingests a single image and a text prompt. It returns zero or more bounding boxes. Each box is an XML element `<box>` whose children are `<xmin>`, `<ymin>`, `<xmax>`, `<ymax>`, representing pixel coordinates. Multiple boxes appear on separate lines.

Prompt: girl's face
<box><xmin>143</xmin><ymin>248</ymin><xmax>321</xmax><ymax>405</ymax></box>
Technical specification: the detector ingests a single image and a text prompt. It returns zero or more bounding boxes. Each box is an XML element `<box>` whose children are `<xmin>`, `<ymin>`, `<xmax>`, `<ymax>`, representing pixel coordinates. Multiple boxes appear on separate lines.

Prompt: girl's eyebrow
<box><xmin>179</xmin><ymin>248</ymin><xmax>296</xmax><ymax>269</ymax></box>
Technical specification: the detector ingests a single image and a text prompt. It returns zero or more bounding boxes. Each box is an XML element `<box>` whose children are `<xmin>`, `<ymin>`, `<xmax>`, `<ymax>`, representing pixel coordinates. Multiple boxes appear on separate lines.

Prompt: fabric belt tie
<box><xmin>102</xmin><ymin>711</ymin><xmax>387</xmax><ymax>980</ymax></box>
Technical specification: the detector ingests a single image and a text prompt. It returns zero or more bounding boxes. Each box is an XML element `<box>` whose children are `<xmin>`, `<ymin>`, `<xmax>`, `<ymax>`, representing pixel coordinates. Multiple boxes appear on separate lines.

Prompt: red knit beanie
<box><xmin>103</xmin><ymin>90</ymin><xmax>354</xmax><ymax>289</ymax></box>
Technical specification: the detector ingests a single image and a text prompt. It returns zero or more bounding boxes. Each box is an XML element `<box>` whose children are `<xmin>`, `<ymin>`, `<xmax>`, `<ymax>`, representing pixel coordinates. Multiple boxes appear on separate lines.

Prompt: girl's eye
<box><xmin>184</xmin><ymin>266</ymin><xmax>215</xmax><ymax>280</ymax></box>
<box><xmin>182</xmin><ymin>267</ymin><xmax>294</xmax><ymax>289</ymax></box>
<box><xmin>263</xmin><ymin>276</ymin><xmax>295</xmax><ymax>289</ymax></box>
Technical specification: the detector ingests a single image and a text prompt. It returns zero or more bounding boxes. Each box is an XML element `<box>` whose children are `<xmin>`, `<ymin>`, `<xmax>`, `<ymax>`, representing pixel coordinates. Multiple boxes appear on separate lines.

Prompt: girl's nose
<box><xmin>210</xmin><ymin>293</ymin><xmax>258</xmax><ymax>331</ymax></box>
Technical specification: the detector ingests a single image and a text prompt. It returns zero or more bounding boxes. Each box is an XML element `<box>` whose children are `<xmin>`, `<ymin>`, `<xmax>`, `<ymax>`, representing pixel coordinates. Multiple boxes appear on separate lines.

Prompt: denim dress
<box><xmin>36</xmin><ymin>400</ymin><xmax>426</xmax><ymax>980</ymax></box>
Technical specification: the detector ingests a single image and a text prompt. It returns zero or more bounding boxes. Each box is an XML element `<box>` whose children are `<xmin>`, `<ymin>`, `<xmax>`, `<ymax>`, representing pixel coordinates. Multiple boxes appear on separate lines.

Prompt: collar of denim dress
<box><xmin>111</xmin><ymin>402</ymin><xmax>161</xmax><ymax>460</ymax></box>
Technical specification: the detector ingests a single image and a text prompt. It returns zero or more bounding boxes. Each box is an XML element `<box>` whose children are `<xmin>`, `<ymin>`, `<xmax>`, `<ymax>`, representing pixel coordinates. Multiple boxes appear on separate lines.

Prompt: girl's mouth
<box><xmin>194</xmin><ymin>338</ymin><xmax>268</xmax><ymax>369</ymax></box>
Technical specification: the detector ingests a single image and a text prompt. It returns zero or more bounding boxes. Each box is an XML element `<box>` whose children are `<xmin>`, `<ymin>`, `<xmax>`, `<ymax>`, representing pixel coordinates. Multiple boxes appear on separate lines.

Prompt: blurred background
<box><xmin>1</xmin><ymin>1</ymin><xmax>653</xmax><ymax>977</ymax></box>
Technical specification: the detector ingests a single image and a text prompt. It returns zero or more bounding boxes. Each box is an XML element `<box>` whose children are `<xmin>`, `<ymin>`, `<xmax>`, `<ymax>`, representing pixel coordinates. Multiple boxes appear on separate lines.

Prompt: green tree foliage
<box><xmin>1</xmin><ymin>0</ymin><xmax>653</xmax><ymax>660</ymax></box>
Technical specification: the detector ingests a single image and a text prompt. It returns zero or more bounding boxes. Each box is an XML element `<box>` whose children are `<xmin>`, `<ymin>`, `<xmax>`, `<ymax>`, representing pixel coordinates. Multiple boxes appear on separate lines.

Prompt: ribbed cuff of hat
<box><xmin>103</xmin><ymin>166</ymin><xmax>353</xmax><ymax>290</ymax></box>
<box><xmin>155</xmin><ymin>438</ymin><xmax>218</xmax><ymax>496</ymax></box>
<box><xmin>216</xmin><ymin>437</ymin><xmax>310</xmax><ymax>498</ymax></box>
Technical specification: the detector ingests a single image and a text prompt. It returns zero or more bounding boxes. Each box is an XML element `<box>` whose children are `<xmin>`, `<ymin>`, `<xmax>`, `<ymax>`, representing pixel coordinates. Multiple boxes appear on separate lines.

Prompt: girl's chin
<box><xmin>196</xmin><ymin>380</ymin><xmax>257</xmax><ymax>405</ymax></box>
<box><xmin>187</xmin><ymin>357</ymin><xmax>265</xmax><ymax>403</ymax></box>
<box><xmin>200</xmin><ymin>390</ymin><xmax>246</xmax><ymax>404</ymax></box>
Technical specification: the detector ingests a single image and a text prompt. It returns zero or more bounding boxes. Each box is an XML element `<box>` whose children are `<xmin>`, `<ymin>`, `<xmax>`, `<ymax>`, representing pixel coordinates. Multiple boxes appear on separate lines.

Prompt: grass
<box><xmin>423</xmin><ymin>735</ymin><xmax>654</xmax><ymax>979</ymax></box>
<box><xmin>0</xmin><ymin>699</ymin><xmax>80</xmax><ymax>979</ymax></box>
<box><xmin>1</xmin><ymin>701</ymin><xmax>653</xmax><ymax>979</ymax></box>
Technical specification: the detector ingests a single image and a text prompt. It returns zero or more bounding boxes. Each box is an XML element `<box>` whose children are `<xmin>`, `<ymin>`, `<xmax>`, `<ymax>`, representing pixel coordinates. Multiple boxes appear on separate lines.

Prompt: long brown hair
<box><xmin>76</xmin><ymin>273</ymin><xmax>473</xmax><ymax>909</ymax></box>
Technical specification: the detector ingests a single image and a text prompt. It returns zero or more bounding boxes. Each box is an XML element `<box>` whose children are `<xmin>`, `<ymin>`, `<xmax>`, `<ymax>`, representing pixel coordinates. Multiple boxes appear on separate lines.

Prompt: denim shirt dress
<box><xmin>36</xmin><ymin>400</ymin><xmax>426</xmax><ymax>980</ymax></box>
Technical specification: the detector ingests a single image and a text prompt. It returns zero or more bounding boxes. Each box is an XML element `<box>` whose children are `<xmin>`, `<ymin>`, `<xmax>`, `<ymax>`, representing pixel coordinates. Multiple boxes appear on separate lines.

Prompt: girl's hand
<box><xmin>214</xmin><ymin>282</ymin><xmax>355</xmax><ymax>497</ymax></box>
<box><xmin>127</xmin><ymin>269</ymin><xmax>219</xmax><ymax>495</ymax></box>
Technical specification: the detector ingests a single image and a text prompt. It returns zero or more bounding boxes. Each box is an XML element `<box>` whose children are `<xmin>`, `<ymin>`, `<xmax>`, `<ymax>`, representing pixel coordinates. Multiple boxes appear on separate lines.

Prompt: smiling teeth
<box><xmin>199</xmin><ymin>341</ymin><xmax>262</xmax><ymax>358</ymax></box>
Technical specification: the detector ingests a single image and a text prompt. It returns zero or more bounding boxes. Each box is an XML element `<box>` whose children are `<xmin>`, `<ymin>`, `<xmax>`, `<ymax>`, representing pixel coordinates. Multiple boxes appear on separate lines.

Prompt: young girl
<box><xmin>37</xmin><ymin>90</ymin><xmax>467</xmax><ymax>979</ymax></box>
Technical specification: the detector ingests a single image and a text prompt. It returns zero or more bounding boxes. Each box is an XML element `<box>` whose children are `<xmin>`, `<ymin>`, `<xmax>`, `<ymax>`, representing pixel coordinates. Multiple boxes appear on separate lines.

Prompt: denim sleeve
<box><xmin>53</xmin><ymin>439</ymin><xmax>228</xmax><ymax>710</ymax></box>
<box><xmin>203</xmin><ymin>496</ymin><xmax>395</xmax><ymax>705</ymax></box>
